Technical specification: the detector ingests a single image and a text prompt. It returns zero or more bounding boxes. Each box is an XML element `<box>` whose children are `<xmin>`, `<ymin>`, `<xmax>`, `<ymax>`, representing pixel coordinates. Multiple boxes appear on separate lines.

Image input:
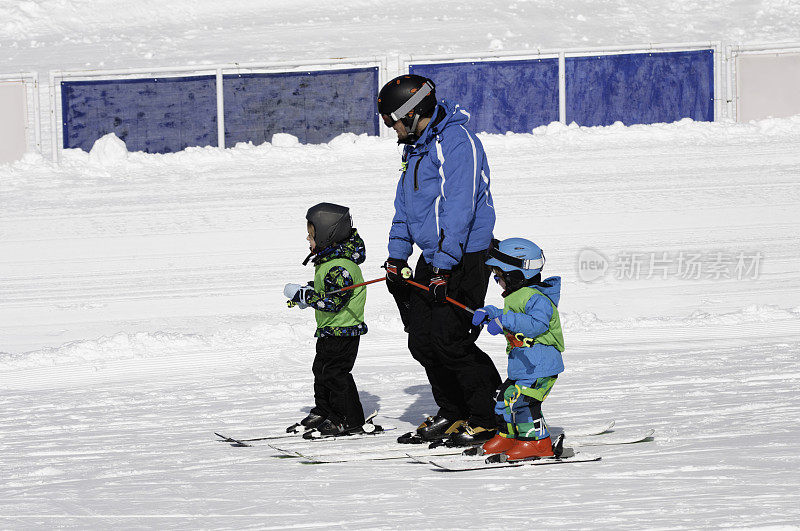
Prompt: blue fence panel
<box><xmin>223</xmin><ymin>68</ymin><xmax>379</xmax><ymax>145</ymax></box>
<box><xmin>566</xmin><ymin>50</ymin><xmax>714</xmax><ymax>127</ymax></box>
<box><xmin>61</xmin><ymin>76</ymin><xmax>218</xmax><ymax>153</ymax></box>
<box><xmin>409</xmin><ymin>59</ymin><xmax>559</xmax><ymax>134</ymax></box>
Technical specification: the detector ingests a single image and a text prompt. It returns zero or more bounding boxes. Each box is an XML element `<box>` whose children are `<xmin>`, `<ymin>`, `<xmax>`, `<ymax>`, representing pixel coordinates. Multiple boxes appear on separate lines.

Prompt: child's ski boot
<box><xmin>303</xmin><ymin>418</ymin><xmax>384</xmax><ymax>439</ymax></box>
<box><xmin>480</xmin><ymin>433</ymin><xmax>517</xmax><ymax>455</ymax></box>
<box><xmin>286</xmin><ymin>412</ymin><xmax>325</xmax><ymax>434</ymax></box>
<box><xmin>503</xmin><ymin>436</ymin><xmax>554</xmax><ymax>461</ymax></box>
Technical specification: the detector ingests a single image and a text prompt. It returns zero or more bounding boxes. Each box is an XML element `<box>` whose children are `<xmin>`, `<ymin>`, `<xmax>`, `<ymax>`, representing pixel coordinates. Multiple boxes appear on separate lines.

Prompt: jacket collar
<box><xmin>411</xmin><ymin>100</ymin><xmax>470</xmax><ymax>149</ymax></box>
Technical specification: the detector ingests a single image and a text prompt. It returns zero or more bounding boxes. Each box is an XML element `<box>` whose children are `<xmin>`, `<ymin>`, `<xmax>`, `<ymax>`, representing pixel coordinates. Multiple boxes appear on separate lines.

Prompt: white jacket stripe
<box><xmin>435</xmin><ymin>140</ymin><xmax>447</xmax><ymax>238</ymax></box>
<box><xmin>459</xmin><ymin>125</ymin><xmax>478</xmax><ymax>213</ymax></box>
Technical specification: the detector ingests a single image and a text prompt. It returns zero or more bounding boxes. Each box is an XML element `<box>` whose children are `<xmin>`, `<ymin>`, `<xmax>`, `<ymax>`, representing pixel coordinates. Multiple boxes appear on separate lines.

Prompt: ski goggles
<box><xmin>488</xmin><ymin>239</ymin><xmax>545</xmax><ymax>271</ymax></box>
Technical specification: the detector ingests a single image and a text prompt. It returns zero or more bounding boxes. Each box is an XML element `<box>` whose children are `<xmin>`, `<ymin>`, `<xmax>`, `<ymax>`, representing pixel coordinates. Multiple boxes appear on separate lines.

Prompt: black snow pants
<box><xmin>310</xmin><ymin>336</ymin><xmax>365</xmax><ymax>428</ymax></box>
<box><xmin>390</xmin><ymin>250</ymin><xmax>502</xmax><ymax>428</ymax></box>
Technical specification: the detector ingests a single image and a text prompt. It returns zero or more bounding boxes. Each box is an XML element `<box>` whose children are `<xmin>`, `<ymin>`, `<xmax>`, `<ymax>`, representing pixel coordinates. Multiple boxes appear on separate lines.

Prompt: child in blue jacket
<box><xmin>471</xmin><ymin>237</ymin><xmax>565</xmax><ymax>461</ymax></box>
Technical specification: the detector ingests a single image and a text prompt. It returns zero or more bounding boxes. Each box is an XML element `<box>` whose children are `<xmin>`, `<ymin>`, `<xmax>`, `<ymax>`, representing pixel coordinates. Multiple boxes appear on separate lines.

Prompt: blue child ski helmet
<box><xmin>486</xmin><ymin>237</ymin><xmax>545</xmax><ymax>279</ymax></box>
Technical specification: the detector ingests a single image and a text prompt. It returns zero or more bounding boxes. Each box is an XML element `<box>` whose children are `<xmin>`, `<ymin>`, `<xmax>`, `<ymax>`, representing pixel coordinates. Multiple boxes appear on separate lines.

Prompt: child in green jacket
<box><xmin>283</xmin><ymin>203</ymin><xmax>372</xmax><ymax>438</ymax></box>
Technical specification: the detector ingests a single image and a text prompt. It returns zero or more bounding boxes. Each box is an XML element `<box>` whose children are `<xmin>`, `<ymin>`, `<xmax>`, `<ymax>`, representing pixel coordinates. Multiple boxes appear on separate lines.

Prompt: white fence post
<box><xmin>49</xmin><ymin>71</ymin><xmax>59</xmax><ymax>162</ymax></box>
<box><xmin>725</xmin><ymin>44</ymin><xmax>735</xmax><ymax>121</ymax></box>
<box><xmin>216</xmin><ymin>68</ymin><xmax>225</xmax><ymax>150</ymax></box>
<box><xmin>558</xmin><ymin>52</ymin><xmax>567</xmax><ymax>124</ymax></box>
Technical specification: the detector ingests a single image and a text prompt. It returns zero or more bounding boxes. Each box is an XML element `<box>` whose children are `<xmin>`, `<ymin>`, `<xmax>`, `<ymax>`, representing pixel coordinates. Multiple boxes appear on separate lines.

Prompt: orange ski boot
<box><xmin>503</xmin><ymin>436</ymin><xmax>554</xmax><ymax>461</ymax></box>
<box><xmin>481</xmin><ymin>433</ymin><xmax>517</xmax><ymax>455</ymax></box>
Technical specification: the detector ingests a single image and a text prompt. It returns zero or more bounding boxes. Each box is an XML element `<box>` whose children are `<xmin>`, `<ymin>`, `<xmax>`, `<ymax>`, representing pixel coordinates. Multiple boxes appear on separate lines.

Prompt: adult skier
<box><xmin>378</xmin><ymin>74</ymin><xmax>501</xmax><ymax>446</ymax></box>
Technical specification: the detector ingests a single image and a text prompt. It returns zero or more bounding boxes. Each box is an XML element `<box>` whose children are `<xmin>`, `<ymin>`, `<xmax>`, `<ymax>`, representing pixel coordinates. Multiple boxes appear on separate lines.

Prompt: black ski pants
<box><xmin>310</xmin><ymin>336</ymin><xmax>365</xmax><ymax>428</ymax></box>
<box><xmin>391</xmin><ymin>250</ymin><xmax>501</xmax><ymax>428</ymax></box>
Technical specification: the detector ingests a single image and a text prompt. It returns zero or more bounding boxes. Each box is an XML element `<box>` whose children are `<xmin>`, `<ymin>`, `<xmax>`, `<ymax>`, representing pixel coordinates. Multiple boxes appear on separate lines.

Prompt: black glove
<box><xmin>384</xmin><ymin>258</ymin><xmax>412</xmax><ymax>284</ymax></box>
<box><xmin>429</xmin><ymin>268</ymin><xmax>451</xmax><ymax>303</ymax></box>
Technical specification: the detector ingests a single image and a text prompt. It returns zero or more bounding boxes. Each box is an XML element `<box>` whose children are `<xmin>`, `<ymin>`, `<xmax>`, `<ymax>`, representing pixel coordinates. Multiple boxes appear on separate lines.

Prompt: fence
<box><xmin>0</xmin><ymin>73</ymin><xmax>40</xmax><ymax>164</ymax></box>
<box><xmin>405</xmin><ymin>43</ymin><xmax>720</xmax><ymax>133</ymax></box>
<box><xmin>49</xmin><ymin>58</ymin><xmax>384</xmax><ymax>160</ymax></box>
<box><xmin>727</xmin><ymin>43</ymin><xmax>800</xmax><ymax>122</ymax></box>
<box><xmin>1</xmin><ymin>41</ymin><xmax>798</xmax><ymax>163</ymax></box>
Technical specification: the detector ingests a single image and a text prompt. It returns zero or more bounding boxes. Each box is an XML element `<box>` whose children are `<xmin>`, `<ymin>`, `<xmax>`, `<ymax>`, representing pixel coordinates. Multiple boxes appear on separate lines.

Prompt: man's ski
<box><xmin>572</xmin><ymin>428</ymin><xmax>654</xmax><ymax>446</ymax></box>
<box><xmin>397</xmin><ymin>419</ymin><xmax>615</xmax><ymax>446</ymax></box>
<box><xmin>551</xmin><ymin>419</ymin><xmax>615</xmax><ymax>438</ymax></box>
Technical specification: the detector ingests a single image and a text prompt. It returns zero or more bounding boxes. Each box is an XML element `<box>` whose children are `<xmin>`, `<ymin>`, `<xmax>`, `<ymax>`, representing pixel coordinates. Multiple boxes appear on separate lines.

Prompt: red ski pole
<box><xmin>404</xmin><ymin>278</ymin><xmax>535</xmax><ymax>346</ymax></box>
<box><xmin>327</xmin><ymin>276</ymin><xmax>386</xmax><ymax>296</ymax></box>
<box><xmin>404</xmin><ymin>279</ymin><xmax>475</xmax><ymax>315</ymax></box>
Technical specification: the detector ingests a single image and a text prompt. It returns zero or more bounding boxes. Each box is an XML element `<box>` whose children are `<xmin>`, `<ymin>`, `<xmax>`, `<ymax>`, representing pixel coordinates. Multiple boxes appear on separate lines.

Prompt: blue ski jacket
<box><xmin>388</xmin><ymin>100</ymin><xmax>496</xmax><ymax>270</ymax></box>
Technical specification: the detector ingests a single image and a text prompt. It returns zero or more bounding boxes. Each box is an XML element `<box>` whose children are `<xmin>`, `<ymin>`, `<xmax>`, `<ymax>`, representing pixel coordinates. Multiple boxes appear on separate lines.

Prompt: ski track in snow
<box><xmin>2</xmin><ymin>121</ymin><xmax>800</xmax><ymax>527</ymax></box>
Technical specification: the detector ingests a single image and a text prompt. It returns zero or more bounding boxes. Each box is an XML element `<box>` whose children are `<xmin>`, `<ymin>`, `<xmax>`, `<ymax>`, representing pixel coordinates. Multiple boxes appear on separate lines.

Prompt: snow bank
<box><xmin>88</xmin><ymin>133</ymin><xmax>128</xmax><ymax>166</ymax></box>
<box><xmin>3</xmin><ymin>116</ymin><xmax>800</xmax><ymax>185</ymax></box>
<box><xmin>485</xmin><ymin>116</ymin><xmax>800</xmax><ymax>151</ymax></box>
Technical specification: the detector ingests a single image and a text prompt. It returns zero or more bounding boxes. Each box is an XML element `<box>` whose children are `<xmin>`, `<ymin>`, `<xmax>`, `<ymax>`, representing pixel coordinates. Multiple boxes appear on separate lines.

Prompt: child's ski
<box><xmin>218</xmin><ymin>411</ymin><xmax>394</xmax><ymax>446</ymax></box>
<box><xmin>281</xmin><ymin>445</ymin><xmax>467</xmax><ymax>463</ymax></box>
<box><xmin>421</xmin><ymin>452</ymin><xmax>602</xmax><ymax>472</ymax></box>
<box><xmin>215</xmin><ymin>426</ymin><xmax>313</xmax><ymax>445</ymax></box>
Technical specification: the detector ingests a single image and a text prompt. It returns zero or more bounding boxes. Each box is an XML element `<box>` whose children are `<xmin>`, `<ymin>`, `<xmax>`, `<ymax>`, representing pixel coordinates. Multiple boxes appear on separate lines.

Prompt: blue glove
<box><xmin>471</xmin><ymin>305</ymin><xmax>503</xmax><ymax>326</ymax></box>
<box><xmin>486</xmin><ymin>317</ymin><xmax>504</xmax><ymax>336</ymax></box>
<box><xmin>284</xmin><ymin>283</ymin><xmax>313</xmax><ymax>309</ymax></box>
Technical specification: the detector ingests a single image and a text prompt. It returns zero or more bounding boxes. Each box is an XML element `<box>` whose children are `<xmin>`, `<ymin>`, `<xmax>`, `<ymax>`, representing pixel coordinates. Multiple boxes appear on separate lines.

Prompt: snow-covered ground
<box><xmin>3</xmin><ymin>0</ymin><xmax>800</xmax><ymax>73</ymax></box>
<box><xmin>3</xmin><ymin>0</ymin><xmax>800</xmax><ymax>528</ymax></box>
<box><xmin>3</xmin><ymin>118</ymin><xmax>800</xmax><ymax>528</ymax></box>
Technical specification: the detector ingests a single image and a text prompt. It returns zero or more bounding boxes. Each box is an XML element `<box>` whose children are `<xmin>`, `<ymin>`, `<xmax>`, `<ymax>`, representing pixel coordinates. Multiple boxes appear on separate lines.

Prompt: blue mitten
<box><xmin>471</xmin><ymin>309</ymin><xmax>490</xmax><ymax>326</ymax></box>
<box><xmin>486</xmin><ymin>317</ymin><xmax>504</xmax><ymax>336</ymax></box>
<box><xmin>471</xmin><ymin>305</ymin><xmax>502</xmax><ymax>326</ymax></box>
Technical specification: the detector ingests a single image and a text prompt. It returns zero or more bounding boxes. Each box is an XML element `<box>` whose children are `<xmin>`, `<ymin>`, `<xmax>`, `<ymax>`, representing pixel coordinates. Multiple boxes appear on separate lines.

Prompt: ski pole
<box><xmin>403</xmin><ymin>278</ymin><xmax>535</xmax><ymax>346</ymax></box>
<box><xmin>328</xmin><ymin>276</ymin><xmax>387</xmax><ymax>296</ymax></box>
<box><xmin>403</xmin><ymin>279</ymin><xmax>475</xmax><ymax>314</ymax></box>
<box><xmin>286</xmin><ymin>276</ymin><xmax>386</xmax><ymax>308</ymax></box>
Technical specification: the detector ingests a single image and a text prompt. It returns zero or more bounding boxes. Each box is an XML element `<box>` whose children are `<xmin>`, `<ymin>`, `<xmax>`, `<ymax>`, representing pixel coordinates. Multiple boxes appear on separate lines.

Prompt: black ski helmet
<box><xmin>306</xmin><ymin>202</ymin><xmax>352</xmax><ymax>251</ymax></box>
<box><xmin>378</xmin><ymin>74</ymin><xmax>437</xmax><ymax>139</ymax></box>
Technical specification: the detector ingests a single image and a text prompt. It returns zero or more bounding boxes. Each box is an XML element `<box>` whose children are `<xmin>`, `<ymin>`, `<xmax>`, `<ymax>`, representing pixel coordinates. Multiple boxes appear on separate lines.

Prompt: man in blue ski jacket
<box><xmin>378</xmin><ymin>74</ymin><xmax>501</xmax><ymax>447</ymax></box>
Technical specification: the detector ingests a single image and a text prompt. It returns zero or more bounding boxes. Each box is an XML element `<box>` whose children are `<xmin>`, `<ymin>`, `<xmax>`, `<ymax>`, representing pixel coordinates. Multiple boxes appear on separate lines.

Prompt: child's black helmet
<box><xmin>306</xmin><ymin>202</ymin><xmax>352</xmax><ymax>251</ymax></box>
<box><xmin>377</xmin><ymin>75</ymin><xmax>437</xmax><ymax>131</ymax></box>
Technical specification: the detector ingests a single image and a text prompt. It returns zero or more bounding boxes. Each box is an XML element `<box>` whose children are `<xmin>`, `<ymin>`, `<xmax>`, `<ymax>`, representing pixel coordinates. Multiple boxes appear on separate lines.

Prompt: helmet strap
<box><xmin>398</xmin><ymin>114</ymin><xmax>421</xmax><ymax>145</ymax></box>
<box><xmin>500</xmin><ymin>270</ymin><xmax>527</xmax><ymax>297</ymax></box>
